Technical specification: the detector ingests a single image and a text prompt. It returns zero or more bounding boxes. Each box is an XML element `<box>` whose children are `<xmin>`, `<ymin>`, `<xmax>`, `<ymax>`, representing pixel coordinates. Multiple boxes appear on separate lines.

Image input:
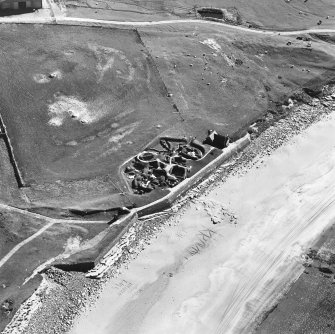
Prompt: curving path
<box><xmin>0</xmin><ymin>203</ymin><xmax>107</xmax><ymax>271</ymax></box>
<box><xmin>57</xmin><ymin>17</ymin><xmax>335</xmax><ymax>35</ymax></box>
<box><xmin>0</xmin><ymin>203</ymin><xmax>108</xmax><ymax>225</ymax></box>
<box><xmin>0</xmin><ymin>11</ymin><xmax>334</xmax><ymax>36</ymax></box>
<box><xmin>0</xmin><ymin>222</ymin><xmax>54</xmax><ymax>270</ymax></box>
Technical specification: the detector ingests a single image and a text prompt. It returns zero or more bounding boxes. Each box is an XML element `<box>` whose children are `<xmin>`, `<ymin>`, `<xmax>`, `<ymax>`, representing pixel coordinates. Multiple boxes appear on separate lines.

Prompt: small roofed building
<box><xmin>0</xmin><ymin>0</ymin><xmax>42</xmax><ymax>11</ymax></box>
<box><xmin>203</xmin><ymin>129</ymin><xmax>230</xmax><ymax>149</ymax></box>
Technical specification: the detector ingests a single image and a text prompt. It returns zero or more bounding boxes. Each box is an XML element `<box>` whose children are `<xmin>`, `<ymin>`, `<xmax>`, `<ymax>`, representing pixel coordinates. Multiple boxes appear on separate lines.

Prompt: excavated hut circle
<box><xmin>137</xmin><ymin>151</ymin><xmax>158</xmax><ymax>163</ymax></box>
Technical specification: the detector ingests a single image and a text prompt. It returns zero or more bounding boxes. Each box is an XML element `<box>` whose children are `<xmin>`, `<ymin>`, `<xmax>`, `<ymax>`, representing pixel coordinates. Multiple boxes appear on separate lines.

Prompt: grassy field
<box><xmin>139</xmin><ymin>24</ymin><xmax>335</xmax><ymax>137</ymax></box>
<box><xmin>64</xmin><ymin>0</ymin><xmax>335</xmax><ymax>30</ymax></box>
<box><xmin>0</xmin><ymin>208</ymin><xmax>108</xmax><ymax>331</ymax></box>
<box><xmin>1</xmin><ymin>24</ymin><xmax>335</xmax><ymax>210</ymax></box>
<box><xmin>0</xmin><ymin>24</ymin><xmax>180</xmax><ymax>207</ymax></box>
<box><xmin>0</xmin><ymin>140</ymin><xmax>24</xmax><ymax>205</ymax></box>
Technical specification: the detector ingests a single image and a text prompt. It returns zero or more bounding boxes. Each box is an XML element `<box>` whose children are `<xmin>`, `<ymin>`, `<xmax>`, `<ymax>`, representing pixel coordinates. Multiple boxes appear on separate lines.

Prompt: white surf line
<box><xmin>0</xmin><ymin>222</ymin><xmax>54</xmax><ymax>270</ymax></box>
<box><xmin>0</xmin><ymin>14</ymin><xmax>334</xmax><ymax>36</ymax></box>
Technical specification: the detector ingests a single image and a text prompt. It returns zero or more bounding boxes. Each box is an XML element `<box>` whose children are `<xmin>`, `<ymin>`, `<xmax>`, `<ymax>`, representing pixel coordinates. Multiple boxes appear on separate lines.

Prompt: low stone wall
<box><xmin>85</xmin><ymin>134</ymin><xmax>250</xmax><ymax>278</ymax></box>
<box><xmin>94</xmin><ymin>212</ymin><xmax>138</xmax><ymax>264</ymax></box>
<box><xmin>86</xmin><ymin>213</ymin><xmax>140</xmax><ymax>278</ymax></box>
<box><xmin>0</xmin><ymin>113</ymin><xmax>25</xmax><ymax>187</ymax></box>
<box><xmin>137</xmin><ymin>134</ymin><xmax>250</xmax><ymax>217</ymax></box>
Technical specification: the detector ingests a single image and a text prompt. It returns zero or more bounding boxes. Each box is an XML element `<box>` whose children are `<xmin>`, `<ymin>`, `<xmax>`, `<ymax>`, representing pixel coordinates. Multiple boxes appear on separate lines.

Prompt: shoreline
<box><xmin>3</xmin><ymin>93</ymin><xmax>335</xmax><ymax>334</ymax></box>
<box><xmin>68</xmin><ymin>94</ymin><xmax>335</xmax><ymax>334</ymax></box>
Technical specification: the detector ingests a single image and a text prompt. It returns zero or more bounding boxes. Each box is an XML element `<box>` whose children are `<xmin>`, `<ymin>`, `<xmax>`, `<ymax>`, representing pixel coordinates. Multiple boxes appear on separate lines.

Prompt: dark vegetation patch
<box><xmin>197</xmin><ymin>8</ymin><xmax>223</xmax><ymax>20</ymax></box>
<box><xmin>54</xmin><ymin>262</ymin><xmax>95</xmax><ymax>273</ymax></box>
<box><xmin>318</xmin><ymin>266</ymin><xmax>333</xmax><ymax>274</ymax></box>
<box><xmin>310</xmin><ymin>34</ymin><xmax>335</xmax><ymax>45</ymax></box>
<box><xmin>0</xmin><ymin>8</ymin><xmax>34</xmax><ymax>17</ymax></box>
<box><xmin>196</xmin><ymin>7</ymin><xmax>242</xmax><ymax>25</ymax></box>
<box><xmin>256</xmin><ymin>225</ymin><xmax>335</xmax><ymax>334</ymax></box>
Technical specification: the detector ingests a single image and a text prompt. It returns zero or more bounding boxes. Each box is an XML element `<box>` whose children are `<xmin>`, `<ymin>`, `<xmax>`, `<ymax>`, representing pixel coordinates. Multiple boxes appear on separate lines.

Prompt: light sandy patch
<box><xmin>255</xmin><ymin>53</ymin><xmax>265</xmax><ymax>61</ymax></box>
<box><xmin>70</xmin><ymin>112</ymin><xmax>335</xmax><ymax>334</ymax></box>
<box><xmin>23</xmin><ymin>228</ymin><xmax>110</xmax><ymax>285</ymax></box>
<box><xmin>200</xmin><ymin>38</ymin><xmax>222</xmax><ymax>53</ymax></box>
<box><xmin>33</xmin><ymin>73</ymin><xmax>51</xmax><ymax>84</ymax></box>
<box><xmin>174</xmin><ymin>81</ymin><xmax>189</xmax><ymax>111</ymax></box>
<box><xmin>117</xmin><ymin>53</ymin><xmax>135</xmax><ymax>82</ymax></box>
<box><xmin>63</xmin><ymin>236</ymin><xmax>82</xmax><ymax>254</ymax></box>
<box><xmin>23</xmin><ymin>236</ymin><xmax>84</xmax><ymax>286</ymax></box>
<box><xmin>48</xmin><ymin>94</ymin><xmax>113</xmax><ymax>126</ymax></box>
<box><xmin>221</xmin><ymin>8</ymin><xmax>238</xmax><ymax>23</ymax></box>
<box><xmin>89</xmin><ymin>44</ymin><xmax>135</xmax><ymax>83</ymax></box>
<box><xmin>143</xmin><ymin>60</ymin><xmax>151</xmax><ymax>87</ymax></box>
<box><xmin>223</xmin><ymin>53</ymin><xmax>235</xmax><ymax>67</ymax></box>
<box><xmin>114</xmin><ymin>108</ymin><xmax>135</xmax><ymax>121</ymax></box>
<box><xmin>33</xmin><ymin>70</ymin><xmax>62</xmax><ymax>84</ymax></box>
<box><xmin>64</xmin><ymin>50</ymin><xmax>75</xmax><ymax>57</ymax></box>
<box><xmin>48</xmin><ymin>95</ymin><xmax>90</xmax><ymax>126</ymax></box>
<box><xmin>100</xmin><ymin>121</ymin><xmax>141</xmax><ymax>157</ymax></box>
<box><xmin>65</xmin><ymin>140</ymin><xmax>78</xmax><ymax>146</ymax></box>
<box><xmin>220</xmin><ymin>77</ymin><xmax>228</xmax><ymax>86</ymax></box>
<box><xmin>108</xmin><ymin>121</ymin><xmax>140</xmax><ymax>143</ymax></box>
<box><xmin>201</xmin><ymin>198</ymin><xmax>237</xmax><ymax>224</ymax></box>
<box><xmin>49</xmin><ymin>69</ymin><xmax>63</xmax><ymax>79</ymax></box>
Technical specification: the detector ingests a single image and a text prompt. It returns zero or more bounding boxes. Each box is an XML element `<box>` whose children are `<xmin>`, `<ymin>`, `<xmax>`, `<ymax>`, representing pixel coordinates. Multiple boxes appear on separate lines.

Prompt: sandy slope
<box><xmin>70</xmin><ymin>112</ymin><xmax>335</xmax><ymax>334</ymax></box>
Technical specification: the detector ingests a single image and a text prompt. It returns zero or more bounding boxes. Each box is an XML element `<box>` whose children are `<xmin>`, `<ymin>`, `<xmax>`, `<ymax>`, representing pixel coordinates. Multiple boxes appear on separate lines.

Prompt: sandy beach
<box><xmin>68</xmin><ymin>110</ymin><xmax>335</xmax><ymax>334</ymax></box>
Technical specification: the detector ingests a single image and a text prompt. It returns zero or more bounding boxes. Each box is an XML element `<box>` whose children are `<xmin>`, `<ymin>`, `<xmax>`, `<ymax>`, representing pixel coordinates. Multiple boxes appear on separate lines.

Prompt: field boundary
<box><xmin>0</xmin><ymin>113</ymin><xmax>25</xmax><ymax>188</ymax></box>
<box><xmin>133</xmin><ymin>28</ymin><xmax>185</xmax><ymax>122</ymax></box>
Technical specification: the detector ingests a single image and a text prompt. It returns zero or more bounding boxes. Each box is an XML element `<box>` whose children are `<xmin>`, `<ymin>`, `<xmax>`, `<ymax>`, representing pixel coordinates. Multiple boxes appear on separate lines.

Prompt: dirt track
<box><xmin>0</xmin><ymin>203</ymin><xmax>107</xmax><ymax>270</ymax></box>
<box><xmin>1</xmin><ymin>13</ymin><xmax>335</xmax><ymax>35</ymax></box>
<box><xmin>56</xmin><ymin>18</ymin><xmax>335</xmax><ymax>35</ymax></box>
<box><xmin>69</xmin><ymin>110</ymin><xmax>335</xmax><ymax>334</ymax></box>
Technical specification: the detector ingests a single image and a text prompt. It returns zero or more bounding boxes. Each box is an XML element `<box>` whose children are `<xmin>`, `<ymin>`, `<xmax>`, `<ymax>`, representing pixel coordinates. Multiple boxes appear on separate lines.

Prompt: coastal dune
<box><xmin>70</xmin><ymin>113</ymin><xmax>335</xmax><ymax>334</ymax></box>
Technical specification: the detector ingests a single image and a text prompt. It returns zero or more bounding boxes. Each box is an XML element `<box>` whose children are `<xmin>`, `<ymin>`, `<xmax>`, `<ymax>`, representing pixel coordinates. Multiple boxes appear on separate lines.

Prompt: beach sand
<box><xmin>69</xmin><ymin>112</ymin><xmax>335</xmax><ymax>334</ymax></box>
